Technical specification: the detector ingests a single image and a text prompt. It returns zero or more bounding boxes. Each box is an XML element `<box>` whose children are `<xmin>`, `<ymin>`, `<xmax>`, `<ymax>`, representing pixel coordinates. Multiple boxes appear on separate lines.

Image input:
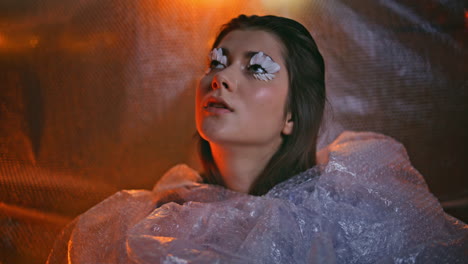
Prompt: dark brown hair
<box><xmin>197</xmin><ymin>15</ymin><xmax>325</xmax><ymax>195</ymax></box>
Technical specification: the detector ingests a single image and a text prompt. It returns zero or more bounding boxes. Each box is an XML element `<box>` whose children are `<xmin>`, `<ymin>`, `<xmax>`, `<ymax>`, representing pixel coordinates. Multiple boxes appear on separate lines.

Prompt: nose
<box><xmin>211</xmin><ymin>73</ymin><xmax>232</xmax><ymax>91</ymax></box>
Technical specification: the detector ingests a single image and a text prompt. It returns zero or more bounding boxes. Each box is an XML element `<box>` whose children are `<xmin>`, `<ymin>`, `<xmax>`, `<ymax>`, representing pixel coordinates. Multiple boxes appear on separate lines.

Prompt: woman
<box><xmin>196</xmin><ymin>14</ymin><xmax>325</xmax><ymax>196</ymax></box>
<box><xmin>48</xmin><ymin>15</ymin><xmax>467</xmax><ymax>263</ymax></box>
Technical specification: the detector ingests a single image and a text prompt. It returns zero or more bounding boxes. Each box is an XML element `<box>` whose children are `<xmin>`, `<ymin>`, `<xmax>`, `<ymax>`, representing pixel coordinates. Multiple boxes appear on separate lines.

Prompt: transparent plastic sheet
<box><xmin>47</xmin><ymin>132</ymin><xmax>468</xmax><ymax>263</ymax></box>
<box><xmin>1</xmin><ymin>0</ymin><xmax>467</xmax><ymax>263</ymax></box>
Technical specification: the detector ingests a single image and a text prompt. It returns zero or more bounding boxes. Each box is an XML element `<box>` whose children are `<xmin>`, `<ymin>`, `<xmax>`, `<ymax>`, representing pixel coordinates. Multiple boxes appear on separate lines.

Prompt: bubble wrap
<box><xmin>47</xmin><ymin>131</ymin><xmax>468</xmax><ymax>264</ymax></box>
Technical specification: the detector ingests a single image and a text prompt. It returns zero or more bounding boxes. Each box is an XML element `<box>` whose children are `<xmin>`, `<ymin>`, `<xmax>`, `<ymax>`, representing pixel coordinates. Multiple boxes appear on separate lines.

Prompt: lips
<box><xmin>203</xmin><ymin>96</ymin><xmax>234</xmax><ymax>112</ymax></box>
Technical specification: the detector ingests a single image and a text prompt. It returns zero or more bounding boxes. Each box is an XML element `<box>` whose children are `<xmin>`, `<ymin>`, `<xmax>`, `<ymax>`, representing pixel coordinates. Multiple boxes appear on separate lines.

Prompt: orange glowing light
<box><xmin>29</xmin><ymin>37</ymin><xmax>39</xmax><ymax>48</ymax></box>
<box><xmin>153</xmin><ymin>236</ymin><xmax>176</xmax><ymax>244</ymax></box>
<box><xmin>261</xmin><ymin>0</ymin><xmax>307</xmax><ymax>16</ymax></box>
<box><xmin>0</xmin><ymin>33</ymin><xmax>40</xmax><ymax>53</ymax></box>
<box><xmin>139</xmin><ymin>0</ymin><xmax>265</xmax><ymax>52</ymax></box>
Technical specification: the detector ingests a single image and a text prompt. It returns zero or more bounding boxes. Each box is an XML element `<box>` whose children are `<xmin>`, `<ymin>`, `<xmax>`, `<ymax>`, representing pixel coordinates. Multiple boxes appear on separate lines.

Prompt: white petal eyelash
<box><xmin>249</xmin><ymin>52</ymin><xmax>280</xmax><ymax>81</ymax></box>
<box><xmin>205</xmin><ymin>48</ymin><xmax>227</xmax><ymax>75</ymax></box>
<box><xmin>211</xmin><ymin>48</ymin><xmax>227</xmax><ymax>65</ymax></box>
<box><xmin>254</xmin><ymin>73</ymin><xmax>276</xmax><ymax>81</ymax></box>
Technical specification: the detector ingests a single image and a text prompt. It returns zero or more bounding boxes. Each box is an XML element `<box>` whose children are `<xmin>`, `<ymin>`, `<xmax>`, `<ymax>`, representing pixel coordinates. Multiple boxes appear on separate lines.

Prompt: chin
<box><xmin>197</xmin><ymin>126</ymin><xmax>239</xmax><ymax>146</ymax></box>
<box><xmin>197</xmin><ymin>117</ymin><xmax>227</xmax><ymax>140</ymax></box>
<box><xmin>198</xmin><ymin>129</ymin><xmax>228</xmax><ymax>144</ymax></box>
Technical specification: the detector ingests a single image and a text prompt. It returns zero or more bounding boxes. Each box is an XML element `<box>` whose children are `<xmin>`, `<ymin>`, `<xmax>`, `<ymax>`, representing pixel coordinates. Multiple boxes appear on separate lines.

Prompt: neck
<box><xmin>210</xmin><ymin>140</ymin><xmax>281</xmax><ymax>193</ymax></box>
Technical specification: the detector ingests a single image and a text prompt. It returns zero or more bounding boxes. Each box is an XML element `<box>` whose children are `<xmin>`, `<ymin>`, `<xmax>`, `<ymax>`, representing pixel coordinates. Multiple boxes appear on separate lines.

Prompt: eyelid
<box><xmin>206</xmin><ymin>48</ymin><xmax>229</xmax><ymax>73</ymax></box>
<box><xmin>249</xmin><ymin>52</ymin><xmax>280</xmax><ymax>74</ymax></box>
<box><xmin>247</xmin><ymin>52</ymin><xmax>281</xmax><ymax>81</ymax></box>
<box><xmin>210</xmin><ymin>48</ymin><xmax>227</xmax><ymax>65</ymax></box>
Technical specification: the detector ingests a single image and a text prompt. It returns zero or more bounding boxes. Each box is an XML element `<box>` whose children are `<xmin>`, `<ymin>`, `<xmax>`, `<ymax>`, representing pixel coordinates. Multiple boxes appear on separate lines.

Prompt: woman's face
<box><xmin>196</xmin><ymin>30</ymin><xmax>293</xmax><ymax>147</ymax></box>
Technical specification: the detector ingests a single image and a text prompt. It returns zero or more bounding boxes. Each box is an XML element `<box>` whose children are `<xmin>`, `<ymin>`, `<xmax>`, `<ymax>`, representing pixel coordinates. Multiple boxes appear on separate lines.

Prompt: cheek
<box><xmin>249</xmin><ymin>85</ymin><xmax>287</xmax><ymax>116</ymax></box>
<box><xmin>251</xmin><ymin>87</ymin><xmax>273</xmax><ymax>101</ymax></box>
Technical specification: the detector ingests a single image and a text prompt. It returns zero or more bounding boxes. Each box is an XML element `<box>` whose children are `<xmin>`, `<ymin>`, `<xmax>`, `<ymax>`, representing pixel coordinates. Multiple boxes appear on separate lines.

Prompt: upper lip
<box><xmin>203</xmin><ymin>96</ymin><xmax>234</xmax><ymax>112</ymax></box>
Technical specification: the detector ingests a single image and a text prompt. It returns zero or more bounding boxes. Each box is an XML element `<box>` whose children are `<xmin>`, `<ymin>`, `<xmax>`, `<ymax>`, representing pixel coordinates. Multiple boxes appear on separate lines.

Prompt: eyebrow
<box><xmin>219</xmin><ymin>48</ymin><xmax>275</xmax><ymax>61</ymax></box>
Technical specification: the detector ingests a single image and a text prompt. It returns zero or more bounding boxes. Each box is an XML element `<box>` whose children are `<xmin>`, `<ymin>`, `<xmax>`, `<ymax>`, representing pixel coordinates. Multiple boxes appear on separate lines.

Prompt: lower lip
<box><xmin>204</xmin><ymin>106</ymin><xmax>233</xmax><ymax>114</ymax></box>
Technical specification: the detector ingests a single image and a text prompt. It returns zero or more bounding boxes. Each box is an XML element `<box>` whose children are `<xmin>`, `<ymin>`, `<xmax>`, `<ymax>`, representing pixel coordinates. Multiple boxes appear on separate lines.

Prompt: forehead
<box><xmin>216</xmin><ymin>30</ymin><xmax>285</xmax><ymax>64</ymax></box>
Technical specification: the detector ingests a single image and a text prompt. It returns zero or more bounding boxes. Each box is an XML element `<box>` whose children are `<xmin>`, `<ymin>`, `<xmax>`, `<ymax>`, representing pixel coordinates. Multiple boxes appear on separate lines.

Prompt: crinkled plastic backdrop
<box><xmin>0</xmin><ymin>0</ymin><xmax>467</xmax><ymax>263</ymax></box>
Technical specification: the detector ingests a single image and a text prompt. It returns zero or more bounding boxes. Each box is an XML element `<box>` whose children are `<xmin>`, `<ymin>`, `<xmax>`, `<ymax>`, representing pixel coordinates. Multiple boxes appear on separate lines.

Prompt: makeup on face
<box><xmin>206</xmin><ymin>48</ymin><xmax>281</xmax><ymax>81</ymax></box>
<box><xmin>248</xmin><ymin>51</ymin><xmax>281</xmax><ymax>81</ymax></box>
<box><xmin>206</xmin><ymin>48</ymin><xmax>228</xmax><ymax>74</ymax></box>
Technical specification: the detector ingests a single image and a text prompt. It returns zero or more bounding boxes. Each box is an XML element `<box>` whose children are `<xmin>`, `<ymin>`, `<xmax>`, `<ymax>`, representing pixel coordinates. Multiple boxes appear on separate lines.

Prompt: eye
<box><xmin>247</xmin><ymin>64</ymin><xmax>267</xmax><ymax>74</ymax></box>
<box><xmin>210</xmin><ymin>60</ymin><xmax>226</xmax><ymax>69</ymax></box>
<box><xmin>247</xmin><ymin>52</ymin><xmax>280</xmax><ymax>81</ymax></box>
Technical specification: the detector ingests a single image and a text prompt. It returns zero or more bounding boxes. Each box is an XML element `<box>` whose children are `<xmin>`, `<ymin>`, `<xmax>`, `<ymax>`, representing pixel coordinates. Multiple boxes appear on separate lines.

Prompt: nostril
<box><xmin>222</xmin><ymin>82</ymin><xmax>229</xmax><ymax>89</ymax></box>
<box><xmin>212</xmin><ymin>82</ymin><xmax>219</xmax><ymax>89</ymax></box>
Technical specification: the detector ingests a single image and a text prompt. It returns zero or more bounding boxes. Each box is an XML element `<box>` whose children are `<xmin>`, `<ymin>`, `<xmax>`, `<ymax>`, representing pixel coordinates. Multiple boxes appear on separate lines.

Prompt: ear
<box><xmin>282</xmin><ymin>112</ymin><xmax>294</xmax><ymax>135</ymax></box>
